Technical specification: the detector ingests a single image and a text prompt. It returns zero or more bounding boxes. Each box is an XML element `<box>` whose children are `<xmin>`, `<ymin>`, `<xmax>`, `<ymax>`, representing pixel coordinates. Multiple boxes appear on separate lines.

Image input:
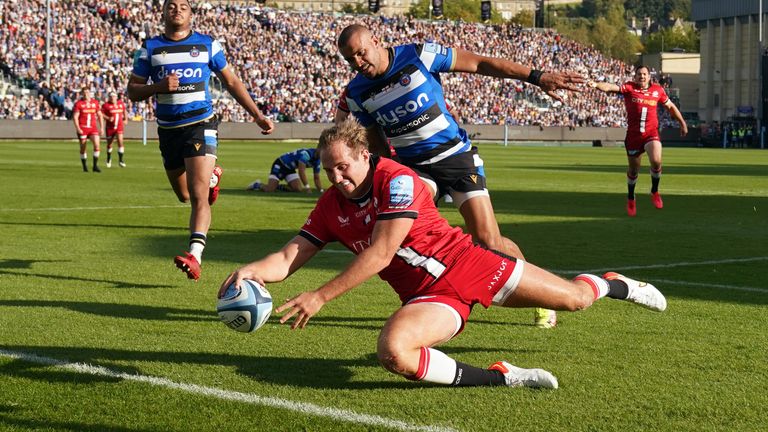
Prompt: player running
<box><xmin>246</xmin><ymin>148</ymin><xmax>323</xmax><ymax>193</ymax></box>
<box><xmin>101</xmin><ymin>91</ymin><xmax>128</xmax><ymax>168</ymax></box>
<box><xmin>221</xmin><ymin>119</ymin><xmax>668</xmax><ymax>389</ymax></box>
<box><xmin>590</xmin><ymin>65</ymin><xmax>688</xmax><ymax>216</ymax></box>
<box><xmin>72</xmin><ymin>87</ymin><xmax>104</xmax><ymax>173</ymax></box>
<box><xmin>127</xmin><ymin>0</ymin><xmax>274</xmax><ymax>280</ymax></box>
<box><xmin>336</xmin><ymin>25</ymin><xmax>584</xmax><ymax>328</ymax></box>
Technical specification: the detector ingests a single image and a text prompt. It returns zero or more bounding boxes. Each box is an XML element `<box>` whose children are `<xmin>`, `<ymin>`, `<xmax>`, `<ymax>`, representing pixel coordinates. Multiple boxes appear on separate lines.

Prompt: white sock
<box><xmin>574</xmin><ymin>274</ymin><xmax>609</xmax><ymax>300</ymax></box>
<box><xmin>189</xmin><ymin>243</ymin><xmax>204</xmax><ymax>263</ymax></box>
<box><xmin>414</xmin><ymin>347</ymin><xmax>457</xmax><ymax>385</ymax></box>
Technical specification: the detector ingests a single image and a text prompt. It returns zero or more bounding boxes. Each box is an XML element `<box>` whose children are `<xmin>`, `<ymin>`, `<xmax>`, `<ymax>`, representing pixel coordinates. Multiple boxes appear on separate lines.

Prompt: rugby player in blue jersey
<box><xmin>338</xmin><ymin>24</ymin><xmax>585</xmax><ymax>328</ymax></box>
<box><xmin>127</xmin><ymin>0</ymin><xmax>274</xmax><ymax>280</ymax></box>
<box><xmin>246</xmin><ymin>148</ymin><xmax>324</xmax><ymax>193</ymax></box>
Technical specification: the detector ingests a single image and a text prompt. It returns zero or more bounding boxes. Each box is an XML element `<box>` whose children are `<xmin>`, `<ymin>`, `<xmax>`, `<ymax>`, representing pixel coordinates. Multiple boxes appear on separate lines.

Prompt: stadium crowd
<box><xmin>1</xmin><ymin>0</ymin><xmax>659</xmax><ymax>128</ymax></box>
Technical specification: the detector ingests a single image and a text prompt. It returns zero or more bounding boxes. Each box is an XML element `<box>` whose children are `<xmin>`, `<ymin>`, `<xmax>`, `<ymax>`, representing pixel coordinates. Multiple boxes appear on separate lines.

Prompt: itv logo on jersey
<box><xmin>157</xmin><ymin>66</ymin><xmax>203</xmax><ymax>80</ymax></box>
<box><xmin>375</xmin><ymin>92</ymin><xmax>430</xmax><ymax>126</ymax></box>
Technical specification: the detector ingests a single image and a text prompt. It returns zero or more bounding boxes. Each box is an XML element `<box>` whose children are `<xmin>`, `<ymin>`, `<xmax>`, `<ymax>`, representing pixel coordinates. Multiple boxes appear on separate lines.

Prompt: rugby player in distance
<box><xmin>101</xmin><ymin>91</ymin><xmax>128</xmax><ymax>168</ymax></box>
<box><xmin>337</xmin><ymin>24</ymin><xmax>585</xmax><ymax>328</ymax></box>
<box><xmin>127</xmin><ymin>0</ymin><xmax>274</xmax><ymax>280</ymax></box>
<box><xmin>73</xmin><ymin>87</ymin><xmax>104</xmax><ymax>173</ymax></box>
<box><xmin>220</xmin><ymin>119</ymin><xmax>668</xmax><ymax>389</ymax></box>
<box><xmin>590</xmin><ymin>66</ymin><xmax>688</xmax><ymax>216</ymax></box>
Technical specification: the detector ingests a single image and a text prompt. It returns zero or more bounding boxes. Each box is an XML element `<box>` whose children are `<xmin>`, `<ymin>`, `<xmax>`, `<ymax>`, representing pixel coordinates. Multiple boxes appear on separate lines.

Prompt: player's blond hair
<box><xmin>317</xmin><ymin>117</ymin><xmax>369</xmax><ymax>156</ymax></box>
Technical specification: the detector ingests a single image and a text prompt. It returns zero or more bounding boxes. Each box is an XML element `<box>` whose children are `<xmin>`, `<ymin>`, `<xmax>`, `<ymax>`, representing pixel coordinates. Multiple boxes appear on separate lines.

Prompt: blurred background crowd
<box><xmin>1</xmin><ymin>0</ymin><xmax>676</xmax><ymax>128</ymax></box>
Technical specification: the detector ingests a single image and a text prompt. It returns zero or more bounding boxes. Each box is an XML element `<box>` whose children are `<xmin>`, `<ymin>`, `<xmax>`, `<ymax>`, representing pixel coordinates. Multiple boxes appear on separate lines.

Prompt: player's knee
<box><xmin>376</xmin><ymin>341</ymin><xmax>412</xmax><ymax>376</ymax></box>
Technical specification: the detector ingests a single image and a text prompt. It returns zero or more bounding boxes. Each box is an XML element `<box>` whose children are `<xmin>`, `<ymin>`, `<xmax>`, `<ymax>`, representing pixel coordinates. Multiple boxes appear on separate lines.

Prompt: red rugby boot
<box><xmin>174</xmin><ymin>252</ymin><xmax>201</xmax><ymax>280</ymax></box>
<box><xmin>651</xmin><ymin>192</ymin><xmax>663</xmax><ymax>209</ymax></box>
<box><xmin>208</xmin><ymin>165</ymin><xmax>223</xmax><ymax>205</ymax></box>
<box><xmin>626</xmin><ymin>199</ymin><xmax>637</xmax><ymax>217</ymax></box>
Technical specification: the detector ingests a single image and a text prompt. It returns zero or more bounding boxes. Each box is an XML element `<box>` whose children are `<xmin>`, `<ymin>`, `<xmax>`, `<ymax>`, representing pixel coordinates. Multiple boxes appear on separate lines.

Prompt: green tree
<box><xmin>624</xmin><ymin>0</ymin><xmax>691</xmax><ymax>22</ymax></box>
<box><xmin>509</xmin><ymin>9</ymin><xmax>535</xmax><ymax>28</ymax></box>
<box><xmin>340</xmin><ymin>2</ymin><xmax>371</xmax><ymax>14</ymax></box>
<box><xmin>408</xmin><ymin>0</ymin><xmax>502</xmax><ymax>23</ymax></box>
<box><xmin>643</xmin><ymin>23</ymin><xmax>699</xmax><ymax>53</ymax></box>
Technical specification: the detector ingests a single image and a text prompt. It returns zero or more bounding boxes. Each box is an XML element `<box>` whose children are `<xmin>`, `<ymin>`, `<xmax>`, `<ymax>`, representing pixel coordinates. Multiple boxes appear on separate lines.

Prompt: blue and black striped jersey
<box><xmin>132</xmin><ymin>31</ymin><xmax>227</xmax><ymax>128</ymax></box>
<box><xmin>344</xmin><ymin>42</ymin><xmax>471</xmax><ymax>165</ymax></box>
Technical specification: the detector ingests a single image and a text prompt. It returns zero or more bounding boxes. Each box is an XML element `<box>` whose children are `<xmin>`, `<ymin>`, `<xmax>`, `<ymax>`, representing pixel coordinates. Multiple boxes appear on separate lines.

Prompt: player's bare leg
<box><xmin>457</xmin><ymin>194</ymin><xmax>556</xmax><ymax>328</ymax></box>
<box><xmin>91</xmin><ymin>135</ymin><xmax>101</xmax><ymax>173</ymax></box>
<box><xmin>377</xmin><ymin>303</ymin><xmax>556</xmax><ymax>388</ymax></box>
<box><xmin>645</xmin><ymin>141</ymin><xmax>663</xmax><ymax>209</ymax></box>
<box><xmin>117</xmin><ymin>133</ymin><xmax>126</xmax><ymax>167</ymax></box>
<box><xmin>79</xmin><ymin>138</ymin><xmax>89</xmax><ymax>172</ymax></box>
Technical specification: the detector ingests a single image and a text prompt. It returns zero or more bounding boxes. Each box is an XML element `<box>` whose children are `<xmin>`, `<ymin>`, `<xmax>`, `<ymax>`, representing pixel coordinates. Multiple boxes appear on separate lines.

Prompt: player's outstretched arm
<box><xmin>664</xmin><ymin>99</ymin><xmax>688</xmax><ymax>136</ymax></box>
<box><xmin>451</xmin><ymin>48</ymin><xmax>585</xmax><ymax>102</ymax></box>
<box><xmin>216</xmin><ymin>67</ymin><xmax>274</xmax><ymax>135</ymax></box>
<box><xmin>276</xmin><ymin>216</ymin><xmax>414</xmax><ymax>329</ymax></box>
<box><xmin>588</xmin><ymin>81</ymin><xmax>621</xmax><ymax>93</ymax></box>
<box><xmin>218</xmin><ymin>235</ymin><xmax>319</xmax><ymax>298</ymax></box>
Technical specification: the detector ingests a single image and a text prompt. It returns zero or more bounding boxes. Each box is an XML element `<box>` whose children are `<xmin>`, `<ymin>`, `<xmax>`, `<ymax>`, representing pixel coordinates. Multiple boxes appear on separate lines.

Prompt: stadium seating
<box><xmin>1</xmin><ymin>1</ymin><xmax>648</xmax><ymax>127</ymax></box>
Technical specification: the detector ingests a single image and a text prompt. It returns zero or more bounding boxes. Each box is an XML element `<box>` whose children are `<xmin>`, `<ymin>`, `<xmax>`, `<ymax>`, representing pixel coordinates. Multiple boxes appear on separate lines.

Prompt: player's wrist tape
<box><xmin>526</xmin><ymin>69</ymin><xmax>544</xmax><ymax>86</ymax></box>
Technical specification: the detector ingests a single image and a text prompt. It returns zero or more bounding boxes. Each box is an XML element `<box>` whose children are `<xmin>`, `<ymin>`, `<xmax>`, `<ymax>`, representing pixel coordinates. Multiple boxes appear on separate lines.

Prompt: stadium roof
<box><xmin>692</xmin><ymin>0</ymin><xmax>768</xmax><ymax>21</ymax></box>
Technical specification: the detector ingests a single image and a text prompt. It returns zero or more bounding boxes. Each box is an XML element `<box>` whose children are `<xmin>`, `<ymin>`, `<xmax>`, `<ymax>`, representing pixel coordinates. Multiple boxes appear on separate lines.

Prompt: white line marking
<box><xmin>0</xmin><ymin>205</ymin><xmax>186</xmax><ymax>212</ymax></box>
<box><xmin>647</xmin><ymin>279</ymin><xmax>768</xmax><ymax>293</ymax></box>
<box><xmin>0</xmin><ymin>349</ymin><xmax>457</xmax><ymax>432</ymax></box>
<box><xmin>553</xmin><ymin>256</ymin><xmax>768</xmax><ymax>275</ymax></box>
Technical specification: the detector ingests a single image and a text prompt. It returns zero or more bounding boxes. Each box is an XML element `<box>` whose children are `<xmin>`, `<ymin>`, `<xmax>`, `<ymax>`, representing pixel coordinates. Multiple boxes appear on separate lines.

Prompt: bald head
<box><xmin>337</xmin><ymin>24</ymin><xmax>370</xmax><ymax>49</ymax></box>
<box><xmin>337</xmin><ymin>24</ymin><xmax>387</xmax><ymax>79</ymax></box>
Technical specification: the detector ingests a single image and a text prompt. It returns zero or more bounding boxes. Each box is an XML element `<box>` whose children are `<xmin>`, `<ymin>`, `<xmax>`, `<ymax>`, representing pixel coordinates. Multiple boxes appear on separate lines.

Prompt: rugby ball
<box><xmin>217</xmin><ymin>279</ymin><xmax>272</xmax><ymax>332</ymax></box>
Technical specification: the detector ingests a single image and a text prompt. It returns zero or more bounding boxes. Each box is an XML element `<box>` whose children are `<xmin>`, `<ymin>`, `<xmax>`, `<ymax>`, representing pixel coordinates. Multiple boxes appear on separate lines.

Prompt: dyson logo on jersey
<box><xmin>374</xmin><ymin>93</ymin><xmax>430</xmax><ymax>126</ymax></box>
<box><xmin>157</xmin><ymin>66</ymin><xmax>203</xmax><ymax>80</ymax></box>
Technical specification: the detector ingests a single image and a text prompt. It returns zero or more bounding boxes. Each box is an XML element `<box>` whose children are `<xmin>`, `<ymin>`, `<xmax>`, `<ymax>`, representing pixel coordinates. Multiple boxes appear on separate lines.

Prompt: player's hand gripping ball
<box><xmin>217</xmin><ymin>279</ymin><xmax>272</xmax><ymax>332</ymax></box>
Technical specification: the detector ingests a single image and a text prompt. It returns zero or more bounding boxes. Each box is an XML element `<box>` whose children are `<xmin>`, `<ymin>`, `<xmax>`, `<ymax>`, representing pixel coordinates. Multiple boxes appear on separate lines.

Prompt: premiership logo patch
<box><xmin>389</xmin><ymin>175</ymin><xmax>414</xmax><ymax>208</ymax></box>
<box><xmin>399</xmin><ymin>74</ymin><xmax>411</xmax><ymax>87</ymax></box>
<box><xmin>190</xmin><ymin>47</ymin><xmax>200</xmax><ymax>57</ymax></box>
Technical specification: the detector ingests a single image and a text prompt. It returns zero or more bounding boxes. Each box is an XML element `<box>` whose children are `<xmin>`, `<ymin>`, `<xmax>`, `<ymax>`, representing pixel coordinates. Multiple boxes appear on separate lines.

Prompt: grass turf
<box><xmin>0</xmin><ymin>139</ymin><xmax>766</xmax><ymax>431</ymax></box>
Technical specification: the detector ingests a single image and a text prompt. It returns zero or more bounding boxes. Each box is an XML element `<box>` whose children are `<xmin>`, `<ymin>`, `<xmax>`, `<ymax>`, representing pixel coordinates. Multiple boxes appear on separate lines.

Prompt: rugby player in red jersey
<box><xmin>591</xmin><ymin>66</ymin><xmax>688</xmax><ymax>216</ymax></box>
<box><xmin>73</xmin><ymin>87</ymin><xmax>104</xmax><ymax>172</ymax></box>
<box><xmin>220</xmin><ymin>119</ymin><xmax>668</xmax><ymax>389</ymax></box>
<box><xmin>102</xmin><ymin>91</ymin><xmax>128</xmax><ymax>168</ymax></box>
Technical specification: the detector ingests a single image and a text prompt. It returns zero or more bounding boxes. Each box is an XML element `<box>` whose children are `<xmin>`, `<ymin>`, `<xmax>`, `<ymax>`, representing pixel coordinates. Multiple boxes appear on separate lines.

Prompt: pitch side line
<box><xmin>0</xmin><ymin>205</ymin><xmax>187</xmax><ymax>212</ymax></box>
<box><xmin>553</xmin><ymin>256</ymin><xmax>768</xmax><ymax>275</ymax></box>
<box><xmin>647</xmin><ymin>279</ymin><xmax>768</xmax><ymax>293</ymax></box>
<box><xmin>0</xmin><ymin>349</ymin><xmax>457</xmax><ymax>432</ymax></box>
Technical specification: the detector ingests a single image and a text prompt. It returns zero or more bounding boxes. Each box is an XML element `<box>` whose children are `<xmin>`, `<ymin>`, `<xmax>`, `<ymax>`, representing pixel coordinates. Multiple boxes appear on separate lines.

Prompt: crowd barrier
<box><xmin>0</xmin><ymin>120</ymin><xmax>698</xmax><ymax>145</ymax></box>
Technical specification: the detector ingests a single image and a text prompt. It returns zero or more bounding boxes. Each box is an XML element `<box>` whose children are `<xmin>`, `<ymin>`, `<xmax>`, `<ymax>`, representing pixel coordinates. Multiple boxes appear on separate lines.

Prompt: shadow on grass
<box><xmin>0</xmin><ymin>339</ymin><xmax>543</xmax><ymax>390</ymax></box>
<box><xmin>0</xmin><ymin>415</ymin><xmax>156</xmax><ymax>432</ymax></box>
<box><xmin>0</xmin><ymin>269</ymin><xmax>175</xmax><ymax>289</ymax></box>
<box><xmin>0</xmin><ymin>299</ymin><xmax>215</xmax><ymax>322</ymax></box>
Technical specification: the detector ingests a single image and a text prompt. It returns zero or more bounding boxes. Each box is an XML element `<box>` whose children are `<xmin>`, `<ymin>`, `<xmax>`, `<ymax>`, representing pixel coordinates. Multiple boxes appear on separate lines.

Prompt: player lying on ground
<box><xmin>246</xmin><ymin>148</ymin><xmax>323</xmax><ymax>193</ymax></box>
<box><xmin>220</xmin><ymin>119</ymin><xmax>667</xmax><ymax>389</ymax></box>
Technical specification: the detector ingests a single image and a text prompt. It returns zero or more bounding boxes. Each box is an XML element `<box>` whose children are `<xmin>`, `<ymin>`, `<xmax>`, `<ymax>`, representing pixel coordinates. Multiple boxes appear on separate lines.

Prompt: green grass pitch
<box><xmin>0</xmin><ymin>138</ymin><xmax>766</xmax><ymax>431</ymax></box>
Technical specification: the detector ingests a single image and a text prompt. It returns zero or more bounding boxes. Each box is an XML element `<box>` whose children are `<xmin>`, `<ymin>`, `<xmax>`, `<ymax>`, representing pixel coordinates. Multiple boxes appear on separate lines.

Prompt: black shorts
<box><xmin>403</xmin><ymin>147</ymin><xmax>487</xmax><ymax>197</ymax></box>
<box><xmin>158</xmin><ymin>115</ymin><xmax>219</xmax><ymax>170</ymax></box>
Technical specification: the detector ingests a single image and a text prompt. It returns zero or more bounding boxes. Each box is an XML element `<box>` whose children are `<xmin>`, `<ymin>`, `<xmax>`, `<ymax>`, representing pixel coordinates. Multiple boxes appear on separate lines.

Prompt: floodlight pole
<box><xmin>45</xmin><ymin>0</ymin><xmax>51</xmax><ymax>85</ymax></box>
<box><xmin>760</xmin><ymin>0</ymin><xmax>765</xmax><ymax>149</ymax></box>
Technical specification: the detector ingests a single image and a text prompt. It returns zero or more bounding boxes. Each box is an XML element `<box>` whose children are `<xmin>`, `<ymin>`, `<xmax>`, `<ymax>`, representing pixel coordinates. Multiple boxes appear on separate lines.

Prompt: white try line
<box><xmin>0</xmin><ymin>349</ymin><xmax>457</xmax><ymax>432</ymax></box>
<box><xmin>646</xmin><ymin>278</ymin><xmax>768</xmax><ymax>293</ymax></box>
<box><xmin>552</xmin><ymin>256</ymin><xmax>768</xmax><ymax>275</ymax></box>
<box><xmin>0</xmin><ymin>204</ymin><xmax>186</xmax><ymax>212</ymax></box>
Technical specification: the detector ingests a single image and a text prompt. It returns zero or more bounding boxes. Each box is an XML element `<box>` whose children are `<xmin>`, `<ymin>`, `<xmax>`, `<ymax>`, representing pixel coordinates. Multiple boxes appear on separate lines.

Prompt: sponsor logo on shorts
<box><xmin>486</xmin><ymin>259</ymin><xmax>508</xmax><ymax>292</ymax></box>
